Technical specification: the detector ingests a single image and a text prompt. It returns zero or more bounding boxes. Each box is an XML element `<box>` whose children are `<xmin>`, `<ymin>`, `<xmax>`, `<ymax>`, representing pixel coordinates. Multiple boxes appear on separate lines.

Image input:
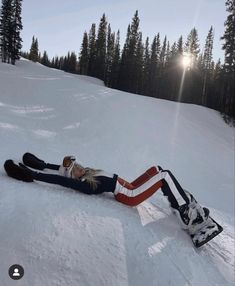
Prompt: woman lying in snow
<box><xmin>4</xmin><ymin>153</ymin><xmax>210</xmax><ymax>235</ymax></box>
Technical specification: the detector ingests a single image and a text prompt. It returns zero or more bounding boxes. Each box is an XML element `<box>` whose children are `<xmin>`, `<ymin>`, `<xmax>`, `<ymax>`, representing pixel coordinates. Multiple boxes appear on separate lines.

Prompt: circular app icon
<box><xmin>8</xmin><ymin>264</ymin><xmax>24</xmax><ymax>280</ymax></box>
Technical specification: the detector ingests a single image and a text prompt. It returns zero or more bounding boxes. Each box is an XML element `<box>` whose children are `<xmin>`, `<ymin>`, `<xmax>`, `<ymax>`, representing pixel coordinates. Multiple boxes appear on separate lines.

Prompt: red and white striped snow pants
<box><xmin>114</xmin><ymin>167</ymin><xmax>187</xmax><ymax>207</ymax></box>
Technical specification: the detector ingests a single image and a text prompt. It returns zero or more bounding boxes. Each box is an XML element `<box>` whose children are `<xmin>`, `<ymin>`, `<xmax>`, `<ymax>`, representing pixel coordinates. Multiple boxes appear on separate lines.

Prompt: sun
<box><xmin>182</xmin><ymin>54</ymin><xmax>191</xmax><ymax>69</ymax></box>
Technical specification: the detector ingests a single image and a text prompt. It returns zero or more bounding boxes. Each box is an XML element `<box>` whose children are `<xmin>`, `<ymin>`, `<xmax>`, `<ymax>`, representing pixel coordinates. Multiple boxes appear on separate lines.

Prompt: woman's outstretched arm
<box><xmin>23</xmin><ymin>152</ymin><xmax>60</xmax><ymax>171</ymax></box>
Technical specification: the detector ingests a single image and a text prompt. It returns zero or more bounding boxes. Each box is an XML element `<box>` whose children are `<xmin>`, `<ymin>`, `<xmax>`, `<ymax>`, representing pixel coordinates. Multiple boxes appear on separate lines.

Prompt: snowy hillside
<box><xmin>0</xmin><ymin>59</ymin><xmax>234</xmax><ymax>286</ymax></box>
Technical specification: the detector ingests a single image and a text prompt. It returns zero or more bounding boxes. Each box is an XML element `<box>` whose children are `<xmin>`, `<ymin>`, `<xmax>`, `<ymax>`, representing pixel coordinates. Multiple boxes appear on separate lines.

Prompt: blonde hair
<box><xmin>72</xmin><ymin>164</ymin><xmax>102</xmax><ymax>190</ymax></box>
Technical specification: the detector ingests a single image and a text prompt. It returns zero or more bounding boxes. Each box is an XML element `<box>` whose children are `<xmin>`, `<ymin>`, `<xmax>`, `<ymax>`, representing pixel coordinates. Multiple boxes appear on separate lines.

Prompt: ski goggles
<box><xmin>63</xmin><ymin>156</ymin><xmax>76</xmax><ymax>172</ymax></box>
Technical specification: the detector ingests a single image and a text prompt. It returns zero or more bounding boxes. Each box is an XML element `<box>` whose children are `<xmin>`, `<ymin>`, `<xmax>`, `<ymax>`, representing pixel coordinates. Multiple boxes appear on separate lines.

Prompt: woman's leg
<box><xmin>130</xmin><ymin>166</ymin><xmax>160</xmax><ymax>188</ymax></box>
<box><xmin>117</xmin><ymin>166</ymin><xmax>162</xmax><ymax>190</ymax></box>
<box><xmin>159</xmin><ymin>170</ymin><xmax>190</xmax><ymax>208</ymax></box>
<box><xmin>114</xmin><ymin>173</ymin><xmax>163</xmax><ymax>206</ymax></box>
<box><xmin>114</xmin><ymin>169</ymin><xmax>190</xmax><ymax>208</ymax></box>
<box><xmin>114</xmin><ymin>169</ymin><xmax>209</xmax><ymax>232</ymax></box>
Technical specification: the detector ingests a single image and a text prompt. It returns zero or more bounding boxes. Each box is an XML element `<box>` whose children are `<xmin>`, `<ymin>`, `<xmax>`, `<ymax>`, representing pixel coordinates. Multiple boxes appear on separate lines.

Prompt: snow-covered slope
<box><xmin>0</xmin><ymin>59</ymin><xmax>234</xmax><ymax>286</ymax></box>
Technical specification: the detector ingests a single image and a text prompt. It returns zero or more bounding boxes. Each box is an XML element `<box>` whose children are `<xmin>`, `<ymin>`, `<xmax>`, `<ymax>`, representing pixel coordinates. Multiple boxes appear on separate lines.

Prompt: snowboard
<box><xmin>189</xmin><ymin>216</ymin><xmax>223</xmax><ymax>248</ymax></box>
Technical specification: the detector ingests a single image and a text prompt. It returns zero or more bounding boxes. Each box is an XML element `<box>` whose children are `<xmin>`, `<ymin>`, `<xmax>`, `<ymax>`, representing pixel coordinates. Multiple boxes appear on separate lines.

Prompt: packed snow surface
<box><xmin>0</xmin><ymin>59</ymin><xmax>234</xmax><ymax>286</ymax></box>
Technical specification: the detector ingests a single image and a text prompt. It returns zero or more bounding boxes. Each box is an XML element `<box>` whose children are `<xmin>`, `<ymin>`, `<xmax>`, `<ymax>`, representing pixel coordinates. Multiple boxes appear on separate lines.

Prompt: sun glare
<box><xmin>182</xmin><ymin>54</ymin><xmax>191</xmax><ymax>69</ymax></box>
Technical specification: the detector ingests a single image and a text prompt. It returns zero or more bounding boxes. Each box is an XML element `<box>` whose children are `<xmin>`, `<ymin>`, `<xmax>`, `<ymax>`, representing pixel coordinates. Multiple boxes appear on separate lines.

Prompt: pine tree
<box><xmin>29</xmin><ymin>36</ymin><xmax>39</xmax><ymax>62</ymax></box>
<box><xmin>175</xmin><ymin>35</ymin><xmax>184</xmax><ymax>68</ymax></box>
<box><xmin>203</xmin><ymin>27</ymin><xmax>214</xmax><ymax>71</ymax></box>
<box><xmin>118</xmin><ymin>11</ymin><xmax>141</xmax><ymax>93</ymax></box>
<box><xmin>143</xmin><ymin>37</ymin><xmax>150</xmax><ymax>95</ymax></box>
<box><xmin>63</xmin><ymin>53</ymin><xmax>69</xmax><ymax>72</ymax></box>
<box><xmin>177</xmin><ymin>36</ymin><xmax>183</xmax><ymax>56</ymax></box>
<box><xmin>0</xmin><ymin>0</ymin><xmax>23</xmax><ymax>64</ymax></box>
<box><xmin>221</xmin><ymin>0</ymin><xmax>235</xmax><ymax>118</ymax></box>
<box><xmin>202</xmin><ymin>26</ymin><xmax>214</xmax><ymax>106</ymax></box>
<box><xmin>166</xmin><ymin>41</ymin><xmax>180</xmax><ymax>101</ymax></box>
<box><xmin>135</xmin><ymin>32</ymin><xmax>144</xmax><ymax>93</ymax></box>
<box><xmin>128</xmin><ymin>10</ymin><xmax>140</xmax><ymax>93</ymax></box>
<box><xmin>164</xmin><ymin>41</ymin><xmax>170</xmax><ymax>68</ymax></box>
<box><xmin>11</xmin><ymin>0</ymin><xmax>23</xmax><ymax>64</ymax></box>
<box><xmin>62</xmin><ymin>52</ymin><xmax>77</xmax><ymax>73</ymax></box>
<box><xmin>52</xmin><ymin>56</ymin><xmax>60</xmax><ymax>70</ymax></box>
<box><xmin>147</xmin><ymin>35</ymin><xmax>159</xmax><ymax>97</ymax></box>
<box><xmin>185</xmin><ymin>28</ymin><xmax>200</xmax><ymax>68</ymax></box>
<box><xmin>59</xmin><ymin>56</ymin><xmax>64</xmax><ymax>70</ymax></box>
<box><xmin>160</xmin><ymin>36</ymin><xmax>167</xmax><ymax>70</ymax></box>
<box><xmin>105</xmin><ymin>24</ymin><xmax>115</xmax><ymax>86</ymax></box>
<box><xmin>68</xmin><ymin>51</ymin><xmax>77</xmax><ymax>73</ymax></box>
<box><xmin>158</xmin><ymin>36</ymin><xmax>167</xmax><ymax>98</ymax></box>
<box><xmin>79</xmin><ymin>31</ymin><xmax>89</xmax><ymax>75</ymax></box>
<box><xmin>222</xmin><ymin>0</ymin><xmax>235</xmax><ymax>73</ymax></box>
<box><xmin>20</xmin><ymin>50</ymin><xmax>29</xmax><ymax>59</ymax></box>
<box><xmin>156</xmin><ymin>33</ymin><xmax>161</xmax><ymax>61</ymax></box>
<box><xmin>170</xmin><ymin>42</ymin><xmax>177</xmax><ymax>58</ymax></box>
<box><xmin>154</xmin><ymin>33</ymin><xmax>161</xmax><ymax>96</ymax></box>
<box><xmin>51</xmin><ymin>57</ymin><xmax>55</xmax><ymax>68</ymax></box>
<box><xmin>110</xmin><ymin>30</ymin><xmax>120</xmax><ymax>88</ymax></box>
<box><xmin>94</xmin><ymin>14</ymin><xmax>107</xmax><ymax>80</ymax></box>
<box><xmin>41</xmin><ymin>50</ymin><xmax>50</xmax><ymax>67</ymax></box>
<box><xmin>88</xmin><ymin>23</ymin><xmax>96</xmax><ymax>76</ymax></box>
<box><xmin>184</xmin><ymin>28</ymin><xmax>201</xmax><ymax>104</ymax></box>
<box><xmin>118</xmin><ymin>25</ymin><xmax>131</xmax><ymax>91</ymax></box>
<box><xmin>0</xmin><ymin>0</ymin><xmax>14</xmax><ymax>63</ymax></box>
<box><xmin>212</xmin><ymin>59</ymin><xmax>223</xmax><ymax>111</ymax></box>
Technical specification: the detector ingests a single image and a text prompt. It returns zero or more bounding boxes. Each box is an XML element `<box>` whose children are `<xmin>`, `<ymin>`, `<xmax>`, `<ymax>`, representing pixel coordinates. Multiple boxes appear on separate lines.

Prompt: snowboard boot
<box><xmin>23</xmin><ymin>152</ymin><xmax>47</xmax><ymax>170</ymax></box>
<box><xmin>175</xmin><ymin>191</ymin><xmax>210</xmax><ymax>233</ymax></box>
<box><xmin>4</xmin><ymin>160</ymin><xmax>34</xmax><ymax>182</ymax></box>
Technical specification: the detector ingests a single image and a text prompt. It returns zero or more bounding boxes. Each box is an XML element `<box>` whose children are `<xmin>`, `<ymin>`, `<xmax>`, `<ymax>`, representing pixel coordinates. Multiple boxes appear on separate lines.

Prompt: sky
<box><xmin>21</xmin><ymin>0</ymin><xmax>227</xmax><ymax>62</ymax></box>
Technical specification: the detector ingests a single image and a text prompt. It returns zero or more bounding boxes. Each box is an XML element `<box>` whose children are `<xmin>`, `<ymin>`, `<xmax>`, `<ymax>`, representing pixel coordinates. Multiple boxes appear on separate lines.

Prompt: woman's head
<box><xmin>72</xmin><ymin>163</ymin><xmax>85</xmax><ymax>179</ymax></box>
<box><xmin>60</xmin><ymin>155</ymin><xmax>101</xmax><ymax>190</ymax></box>
<box><xmin>61</xmin><ymin>156</ymin><xmax>75</xmax><ymax>177</ymax></box>
<box><xmin>61</xmin><ymin>156</ymin><xmax>85</xmax><ymax>179</ymax></box>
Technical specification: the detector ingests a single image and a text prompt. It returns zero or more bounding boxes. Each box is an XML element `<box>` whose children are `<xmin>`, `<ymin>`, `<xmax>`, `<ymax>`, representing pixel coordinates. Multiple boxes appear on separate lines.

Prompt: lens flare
<box><xmin>182</xmin><ymin>54</ymin><xmax>191</xmax><ymax>69</ymax></box>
